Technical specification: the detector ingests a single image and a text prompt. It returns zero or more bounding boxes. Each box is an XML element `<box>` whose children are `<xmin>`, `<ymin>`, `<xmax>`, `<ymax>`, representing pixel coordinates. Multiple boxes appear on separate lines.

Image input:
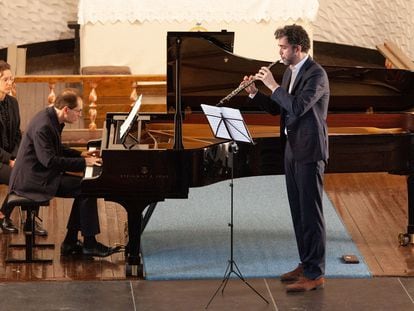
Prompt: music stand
<box><xmin>201</xmin><ymin>104</ymin><xmax>269</xmax><ymax>309</ymax></box>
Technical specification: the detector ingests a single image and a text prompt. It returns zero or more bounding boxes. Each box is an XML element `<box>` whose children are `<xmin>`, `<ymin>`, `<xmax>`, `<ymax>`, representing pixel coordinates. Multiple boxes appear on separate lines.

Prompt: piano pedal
<box><xmin>398</xmin><ymin>233</ymin><xmax>412</xmax><ymax>246</ymax></box>
<box><xmin>113</xmin><ymin>243</ymin><xmax>126</xmax><ymax>253</ymax></box>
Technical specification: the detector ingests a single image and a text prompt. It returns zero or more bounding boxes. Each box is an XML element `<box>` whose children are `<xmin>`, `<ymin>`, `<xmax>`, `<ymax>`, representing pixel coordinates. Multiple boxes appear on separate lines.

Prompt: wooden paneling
<box><xmin>82</xmin><ymin>80</ymin><xmax>166</xmax><ymax>128</ymax></box>
<box><xmin>14</xmin><ymin>75</ymin><xmax>166</xmax><ymax>130</ymax></box>
<box><xmin>15</xmin><ymin>82</ymin><xmax>81</xmax><ymax>132</ymax></box>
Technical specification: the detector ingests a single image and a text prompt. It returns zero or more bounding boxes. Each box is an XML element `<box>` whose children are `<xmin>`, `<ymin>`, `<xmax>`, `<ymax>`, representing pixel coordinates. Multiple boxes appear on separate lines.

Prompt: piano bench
<box><xmin>5</xmin><ymin>194</ymin><xmax>54</xmax><ymax>264</ymax></box>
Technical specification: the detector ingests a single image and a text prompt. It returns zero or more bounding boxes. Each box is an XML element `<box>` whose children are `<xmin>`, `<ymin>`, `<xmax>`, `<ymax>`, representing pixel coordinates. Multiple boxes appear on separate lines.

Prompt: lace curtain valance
<box><xmin>78</xmin><ymin>0</ymin><xmax>319</xmax><ymax>24</ymax></box>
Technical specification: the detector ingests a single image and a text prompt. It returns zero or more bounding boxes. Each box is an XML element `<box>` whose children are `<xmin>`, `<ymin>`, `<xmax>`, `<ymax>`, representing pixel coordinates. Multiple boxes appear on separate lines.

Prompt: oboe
<box><xmin>216</xmin><ymin>59</ymin><xmax>282</xmax><ymax>107</ymax></box>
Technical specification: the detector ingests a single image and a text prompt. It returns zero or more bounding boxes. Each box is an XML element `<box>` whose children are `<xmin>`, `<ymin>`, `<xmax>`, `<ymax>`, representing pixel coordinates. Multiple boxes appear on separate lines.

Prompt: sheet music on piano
<box><xmin>119</xmin><ymin>94</ymin><xmax>143</xmax><ymax>141</ymax></box>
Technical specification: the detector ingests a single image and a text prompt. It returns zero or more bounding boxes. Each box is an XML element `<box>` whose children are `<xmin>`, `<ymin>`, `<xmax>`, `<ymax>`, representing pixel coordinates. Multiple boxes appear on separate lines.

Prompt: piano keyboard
<box><xmin>84</xmin><ymin>147</ymin><xmax>102</xmax><ymax>179</ymax></box>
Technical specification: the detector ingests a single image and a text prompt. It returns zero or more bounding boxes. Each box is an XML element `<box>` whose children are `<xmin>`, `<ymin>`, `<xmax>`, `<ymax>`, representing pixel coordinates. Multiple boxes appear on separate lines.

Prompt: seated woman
<box><xmin>0</xmin><ymin>60</ymin><xmax>47</xmax><ymax>235</ymax></box>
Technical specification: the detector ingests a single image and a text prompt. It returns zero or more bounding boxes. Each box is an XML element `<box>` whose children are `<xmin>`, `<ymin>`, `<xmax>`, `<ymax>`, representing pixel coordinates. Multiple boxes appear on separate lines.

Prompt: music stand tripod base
<box><xmin>201</xmin><ymin>105</ymin><xmax>268</xmax><ymax>308</ymax></box>
<box><xmin>205</xmin><ymin>141</ymin><xmax>269</xmax><ymax>309</ymax></box>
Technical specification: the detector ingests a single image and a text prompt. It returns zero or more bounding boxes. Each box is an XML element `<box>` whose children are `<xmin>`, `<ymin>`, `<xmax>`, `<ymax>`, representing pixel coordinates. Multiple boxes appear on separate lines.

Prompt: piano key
<box><xmin>84</xmin><ymin>147</ymin><xmax>96</xmax><ymax>179</ymax></box>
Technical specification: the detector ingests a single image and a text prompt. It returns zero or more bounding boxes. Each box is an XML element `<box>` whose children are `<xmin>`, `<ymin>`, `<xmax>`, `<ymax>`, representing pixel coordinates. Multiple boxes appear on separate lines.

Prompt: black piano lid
<box><xmin>166</xmin><ymin>32</ymin><xmax>414</xmax><ymax>113</ymax></box>
<box><xmin>323</xmin><ymin>65</ymin><xmax>414</xmax><ymax>112</ymax></box>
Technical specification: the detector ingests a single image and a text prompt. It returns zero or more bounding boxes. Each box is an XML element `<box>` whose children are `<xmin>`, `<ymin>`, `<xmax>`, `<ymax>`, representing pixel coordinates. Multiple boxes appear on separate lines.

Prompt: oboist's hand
<box><xmin>254</xmin><ymin>66</ymin><xmax>279</xmax><ymax>93</ymax></box>
<box><xmin>242</xmin><ymin>75</ymin><xmax>258</xmax><ymax>96</ymax></box>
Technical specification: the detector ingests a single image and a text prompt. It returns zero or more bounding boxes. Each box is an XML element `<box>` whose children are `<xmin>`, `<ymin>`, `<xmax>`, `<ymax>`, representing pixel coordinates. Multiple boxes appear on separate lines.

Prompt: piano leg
<box><xmin>112</xmin><ymin>198</ymin><xmax>148</xmax><ymax>278</ymax></box>
<box><xmin>399</xmin><ymin>175</ymin><xmax>414</xmax><ymax>246</ymax></box>
<box><xmin>141</xmin><ymin>202</ymin><xmax>157</xmax><ymax>234</ymax></box>
<box><xmin>126</xmin><ymin>206</ymin><xmax>144</xmax><ymax>278</ymax></box>
<box><xmin>408</xmin><ymin>175</ymin><xmax>414</xmax><ymax>234</ymax></box>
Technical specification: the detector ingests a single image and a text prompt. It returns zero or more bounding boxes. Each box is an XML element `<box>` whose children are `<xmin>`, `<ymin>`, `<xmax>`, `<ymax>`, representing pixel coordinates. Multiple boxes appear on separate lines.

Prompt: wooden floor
<box><xmin>0</xmin><ymin>186</ymin><xmax>129</xmax><ymax>281</ymax></box>
<box><xmin>0</xmin><ymin>172</ymin><xmax>413</xmax><ymax>281</ymax></box>
<box><xmin>325</xmin><ymin>173</ymin><xmax>414</xmax><ymax>277</ymax></box>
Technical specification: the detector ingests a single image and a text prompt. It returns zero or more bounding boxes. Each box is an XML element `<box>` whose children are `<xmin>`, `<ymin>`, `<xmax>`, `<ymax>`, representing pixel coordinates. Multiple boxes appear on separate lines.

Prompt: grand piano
<box><xmin>81</xmin><ymin>31</ymin><xmax>414</xmax><ymax>277</ymax></box>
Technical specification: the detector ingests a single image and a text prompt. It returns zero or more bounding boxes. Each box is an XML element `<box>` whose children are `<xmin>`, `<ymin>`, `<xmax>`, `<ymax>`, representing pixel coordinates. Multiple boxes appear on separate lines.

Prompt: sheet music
<box><xmin>201</xmin><ymin>104</ymin><xmax>230</xmax><ymax>139</ymax></box>
<box><xmin>119</xmin><ymin>94</ymin><xmax>142</xmax><ymax>140</ymax></box>
<box><xmin>201</xmin><ymin>104</ymin><xmax>253</xmax><ymax>143</ymax></box>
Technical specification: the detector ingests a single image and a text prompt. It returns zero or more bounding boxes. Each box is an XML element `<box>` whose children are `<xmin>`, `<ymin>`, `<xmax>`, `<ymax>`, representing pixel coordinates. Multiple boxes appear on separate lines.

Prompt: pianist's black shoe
<box><xmin>0</xmin><ymin>217</ymin><xmax>18</xmax><ymax>234</ymax></box>
<box><xmin>61</xmin><ymin>240</ymin><xmax>84</xmax><ymax>256</ymax></box>
<box><xmin>82</xmin><ymin>242</ymin><xmax>119</xmax><ymax>258</ymax></box>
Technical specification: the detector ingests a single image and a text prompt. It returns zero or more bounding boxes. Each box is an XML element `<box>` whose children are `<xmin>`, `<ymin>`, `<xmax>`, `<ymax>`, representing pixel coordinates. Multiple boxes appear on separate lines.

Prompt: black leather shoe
<box><xmin>34</xmin><ymin>220</ymin><xmax>48</xmax><ymax>236</ymax></box>
<box><xmin>82</xmin><ymin>242</ymin><xmax>119</xmax><ymax>257</ymax></box>
<box><xmin>0</xmin><ymin>217</ymin><xmax>19</xmax><ymax>234</ymax></box>
<box><xmin>61</xmin><ymin>240</ymin><xmax>84</xmax><ymax>256</ymax></box>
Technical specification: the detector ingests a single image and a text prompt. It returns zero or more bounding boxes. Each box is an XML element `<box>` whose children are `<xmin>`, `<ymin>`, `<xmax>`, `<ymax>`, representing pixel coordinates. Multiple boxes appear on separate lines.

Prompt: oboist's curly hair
<box><xmin>274</xmin><ymin>24</ymin><xmax>311</xmax><ymax>53</ymax></box>
<box><xmin>54</xmin><ymin>88</ymin><xmax>80</xmax><ymax>109</ymax></box>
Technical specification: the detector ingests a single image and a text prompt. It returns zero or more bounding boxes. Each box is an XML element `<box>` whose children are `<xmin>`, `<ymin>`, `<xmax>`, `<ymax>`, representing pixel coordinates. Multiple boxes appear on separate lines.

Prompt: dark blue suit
<box><xmin>251</xmin><ymin>57</ymin><xmax>329</xmax><ymax>279</ymax></box>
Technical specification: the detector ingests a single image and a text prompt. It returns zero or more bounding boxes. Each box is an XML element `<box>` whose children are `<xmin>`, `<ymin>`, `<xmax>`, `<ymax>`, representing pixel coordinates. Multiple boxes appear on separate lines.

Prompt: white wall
<box><xmin>80</xmin><ymin>20</ymin><xmax>312</xmax><ymax>74</ymax></box>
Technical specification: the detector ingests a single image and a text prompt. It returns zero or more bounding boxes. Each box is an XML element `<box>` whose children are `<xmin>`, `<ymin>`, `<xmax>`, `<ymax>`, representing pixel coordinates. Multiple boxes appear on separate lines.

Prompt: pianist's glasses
<box><xmin>70</xmin><ymin>107</ymin><xmax>82</xmax><ymax>114</ymax></box>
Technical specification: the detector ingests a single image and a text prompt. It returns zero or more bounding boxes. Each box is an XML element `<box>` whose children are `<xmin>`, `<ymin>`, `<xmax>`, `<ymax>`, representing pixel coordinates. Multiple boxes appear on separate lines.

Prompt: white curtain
<box><xmin>78</xmin><ymin>0</ymin><xmax>319</xmax><ymax>24</ymax></box>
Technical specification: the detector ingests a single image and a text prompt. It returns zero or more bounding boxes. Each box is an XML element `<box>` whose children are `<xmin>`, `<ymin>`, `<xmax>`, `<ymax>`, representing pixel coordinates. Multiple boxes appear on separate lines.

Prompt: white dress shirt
<box><xmin>288</xmin><ymin>54</ymin><xmax>309</xmax><ymax>94</ymax></box>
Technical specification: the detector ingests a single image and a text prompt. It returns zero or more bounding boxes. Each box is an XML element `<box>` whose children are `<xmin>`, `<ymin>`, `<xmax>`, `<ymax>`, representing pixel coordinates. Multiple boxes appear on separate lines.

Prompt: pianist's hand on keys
<box><xmin>85</xmin><ymin>157</ymin><xmax>102</xmax><ymax>167</ymax></box>
<box><xmin>81</xmin><ymin>149</ymin><xmax>100</xmax><ymax>158</ymax></box>
<box><xmin>66</xmin><ymin>154</ymin><xmax>102</xmax><ymax>178</ymax></box>
<box><xmin>83</xmin><ymin>147</ymin><xmax>102</xmax><ymax>179</ymax></box>
<box><xmin>81</xmin><ymin>147</ymin><xmax>102</xmax><ymax>167</ymax></box>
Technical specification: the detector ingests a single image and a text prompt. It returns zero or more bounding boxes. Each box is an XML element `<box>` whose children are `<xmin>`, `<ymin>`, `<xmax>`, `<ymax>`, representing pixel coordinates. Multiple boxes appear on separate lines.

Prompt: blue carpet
<box><xmin>141</xmin><ymin>175</ymin><xmax>371</xmax><ymax>280</ymax></box>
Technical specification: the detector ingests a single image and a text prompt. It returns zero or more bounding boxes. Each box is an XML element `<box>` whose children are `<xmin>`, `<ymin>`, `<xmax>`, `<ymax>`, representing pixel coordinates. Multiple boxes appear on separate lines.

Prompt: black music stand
<box><xmin>201</xmin><ymin>104</ymin><xmax>269</xmax><ymax>309</ymax></box>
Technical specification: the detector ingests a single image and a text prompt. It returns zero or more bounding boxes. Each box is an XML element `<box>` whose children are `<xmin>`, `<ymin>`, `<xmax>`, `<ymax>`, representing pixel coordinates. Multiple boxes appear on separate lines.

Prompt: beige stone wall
<box><xmin>314</xmin><ymin>0</ymin><xmax>414</xmax><ymax>59</ymax></box>
<box><xmin>0</xmin><ymin>0</ymin><xmax>77</xmax><ymax>49</ymax></box>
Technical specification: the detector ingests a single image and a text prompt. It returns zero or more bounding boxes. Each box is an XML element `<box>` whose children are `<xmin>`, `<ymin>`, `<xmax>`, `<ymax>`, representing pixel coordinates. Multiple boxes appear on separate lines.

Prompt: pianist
<box><xmin>8</xmin><ymin>88</ymin><xmax>118</xmax><ymax>258</ymax></box>
<box><xmin>242</xmin><ymin>24</ymin><xmax>329</xmax><ymax>292</ymax></box>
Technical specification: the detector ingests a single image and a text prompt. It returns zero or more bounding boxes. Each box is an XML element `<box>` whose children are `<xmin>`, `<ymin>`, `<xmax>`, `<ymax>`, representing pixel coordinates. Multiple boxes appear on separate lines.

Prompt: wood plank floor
<box><xmin>0</xmin><ymin>172</ymin><xmax>413</xmax><ymax>281</ymax></box>
<box><xmin>0</xmin><ymin>187</ymin><xmax>129</xmax><ymax>281</ymax></box>
<box><xmin>325</xmin><ymin>172</ymin><xmax>414</xmax><ymax>276</ymax></box>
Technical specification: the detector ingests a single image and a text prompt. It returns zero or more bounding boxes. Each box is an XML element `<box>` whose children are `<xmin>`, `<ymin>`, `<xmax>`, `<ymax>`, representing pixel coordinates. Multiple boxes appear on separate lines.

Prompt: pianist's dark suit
<box><xmin>250</xmin><ymin>56</ymin><xmax>329</xmax><ymax>280</ymax></box>
<box><xmin>8</xmin><ymin>106</ymin><xmax>100</xmax><ymax>237</ymax></box>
